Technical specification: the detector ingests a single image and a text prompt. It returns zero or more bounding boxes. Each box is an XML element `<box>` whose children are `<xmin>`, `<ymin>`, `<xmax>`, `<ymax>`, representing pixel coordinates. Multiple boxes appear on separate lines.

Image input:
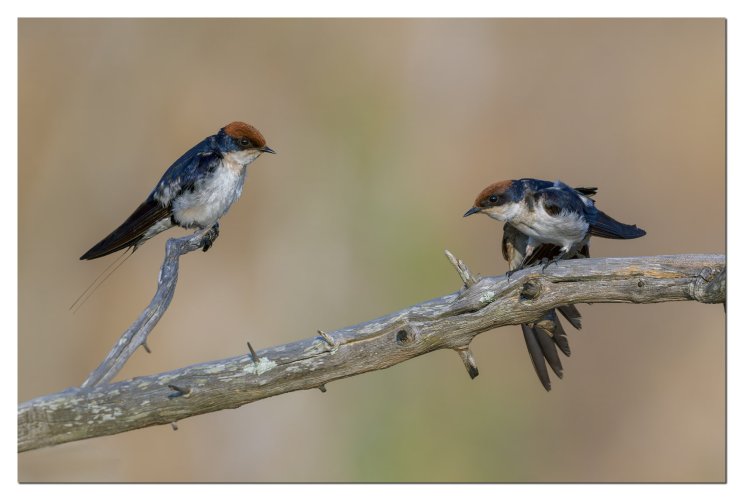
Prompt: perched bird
<box><xmin>464</xmin><ymin>178</ymin><xmax>645</xmax><ymax>271</ymax></box>
<box><xmin>80</xmin><ymin>121</ymin><xmax>275</xmax><ymax>260</ymax></box>
<box><xmin>465</xmin><ymin>179</ymin><xmax>646</xmax><ymax>390</ymax></box>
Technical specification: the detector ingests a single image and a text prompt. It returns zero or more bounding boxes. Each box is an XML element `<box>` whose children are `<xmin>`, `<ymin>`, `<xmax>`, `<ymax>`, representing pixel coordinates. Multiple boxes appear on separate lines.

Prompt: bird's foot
<box><xmin>201</xmin><ymin>223</ymin><xmax>220</xmax><ymax>252</ymax></box>
<box><xmin>506</xmin><ymin>266</ymin><xmax>523</xmax><ymax>281</ymax></box>
<box><xmin>541</xmin><ymin>252</ymin><xmax>567</xmax><ymax>272</ymax></box>
<box><xmin>541</xmin><ymin>259</ymin><xmax>558</xmax><ymax>272</ymax></box>
<box><xmin>542</xmin><ymin>260</ymin><xmax>557</xmax><ymax>272</ymax></box>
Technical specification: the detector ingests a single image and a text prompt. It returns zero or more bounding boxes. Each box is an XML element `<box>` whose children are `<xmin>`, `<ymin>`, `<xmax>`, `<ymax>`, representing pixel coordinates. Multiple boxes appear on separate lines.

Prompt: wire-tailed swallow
<box><xmin>464</xmin><ymin>178</ymin><xmax>646</xmax><ymax>271</ymax></box>
<box><xmin>465</xmin><ymin>179</ymin><xmax>646</xmax><ymax>390</ymax></box>
<box><xmin>80</xmin><ymin>121</ymin><xmax>275</xmax><ymax>260</ymax></box>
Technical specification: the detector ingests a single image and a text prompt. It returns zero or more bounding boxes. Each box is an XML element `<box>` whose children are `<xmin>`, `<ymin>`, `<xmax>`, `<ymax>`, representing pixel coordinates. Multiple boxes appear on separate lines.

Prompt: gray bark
<box><xmin>81</xmin><ymin>229</ymin><xmax>216</xmax><ymax>388</ymax></box>
<box><xmin>18</xmin><ymin>252</ymin><xmax>725</xmax><ymax>452</ymax></box>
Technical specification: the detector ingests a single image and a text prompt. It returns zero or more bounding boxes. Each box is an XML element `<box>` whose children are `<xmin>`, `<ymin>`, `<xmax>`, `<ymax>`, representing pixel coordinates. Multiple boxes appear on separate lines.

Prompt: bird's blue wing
<box><xmin>538</xmin><ymin>184</ymin><xmax>645</xmax><ymax>238</ymax></box>
<box><xmin>79</xmin><ymin>195</ymin><xmax>172</xmax><ymax>260</ymax></box>
<box><xmin>151</xmin><ymin>139</ymin><xmax>223</xmax><ymax>205</ymax></box>
<box><xmin>552</xmin><ymin>182</ymin><xmax>646</xmax><ymax>239</ymax></box>
<box><xmin>520</xmin><ymin>178</ymin><xmax>558</xmax><ymax>193</ymax></box>
<box><xmin>533</xmin><ymin>184</ymin><xmax>590</xmax><ymax>217</ymax></box>
<box><xmin>589</xmin><ymin>210</ymin><xmax>647</xmax><ymax>239</ymax></box>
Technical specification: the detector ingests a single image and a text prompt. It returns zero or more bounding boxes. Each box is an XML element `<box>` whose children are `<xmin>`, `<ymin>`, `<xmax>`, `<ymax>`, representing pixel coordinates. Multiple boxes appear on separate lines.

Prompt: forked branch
<box><xmin>19</xmin><ymin>251</ymin><xmax>725</xmax><ymax>452</ymax></box>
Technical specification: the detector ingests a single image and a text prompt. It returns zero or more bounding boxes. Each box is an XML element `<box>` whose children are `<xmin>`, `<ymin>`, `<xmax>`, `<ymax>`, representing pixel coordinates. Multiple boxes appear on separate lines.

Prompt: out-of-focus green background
<box><xmin>18</xmin><ymin>19</ymin><xmax>724</xmax><ymax>482</ymax></box>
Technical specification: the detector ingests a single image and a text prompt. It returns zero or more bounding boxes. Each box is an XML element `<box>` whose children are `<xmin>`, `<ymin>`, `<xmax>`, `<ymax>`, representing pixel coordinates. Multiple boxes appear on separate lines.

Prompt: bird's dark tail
<box><xmin>521</xmin><ymin>309</ymin><xmax>579</xmax><ymax>391</ymax></box>
<box><xmin>521</xmin><ymin>324</ymin><xmax>554</xmax><ymax>391</ymax></box>
<box><xmin>590</xmin><ymin>209</ymin><xmax>646</xmax><ymax>240</ymax></box>
<box><xmin>557</xmin><ymin>304</ymin><xmax>582</xmax><ymax>330</ymax></box>
<box><xmin>70</xmin><ymin>247</ymin><xmax>136</xmax><ymax>313</ymax></box>
<box><xmin>80</xmin><ymin>197</ymin><xmax>171</xmax><ymax>260</ymax></box>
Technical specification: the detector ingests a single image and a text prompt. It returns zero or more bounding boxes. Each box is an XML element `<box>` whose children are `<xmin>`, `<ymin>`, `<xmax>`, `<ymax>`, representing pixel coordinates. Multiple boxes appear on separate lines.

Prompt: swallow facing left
<box><xmin>464</xmin><ymin>178</ymin><xmax>646</xmax><ymax>272</ymax></box>
<box><xmin>80</xmin><ymin>121</ymin><xmax>275</xmax><ymax>260</ymax></box>
<box><xmin>500</xmin><ymin>186</ymin><xmax>597</xmax><ymax>390</ymax></box>
<box><xmin>465</xmin><ymin>179</ymin><xmax>646</xmax><ymax>390</ymax></box>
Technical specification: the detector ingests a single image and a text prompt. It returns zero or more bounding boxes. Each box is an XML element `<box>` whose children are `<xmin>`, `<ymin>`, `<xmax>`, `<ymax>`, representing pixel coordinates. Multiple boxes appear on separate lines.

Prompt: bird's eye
<box><xmin>239</xmin><ymin>137</ymin><xmax>251</xmax><ymax>147</ymax></box>
<box><xmin>488</xmin><ymin>195</ymin><xmax>499</xmax><ymax>203</ymax></box>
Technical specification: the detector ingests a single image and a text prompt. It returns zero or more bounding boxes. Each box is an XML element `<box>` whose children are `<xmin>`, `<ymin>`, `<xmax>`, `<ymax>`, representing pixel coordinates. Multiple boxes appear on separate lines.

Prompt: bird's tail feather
<box><xmin>70</xmin><ymin>247</ymin><xmax>135</xmax><ymax>313</ymax></box>
<box><xmin>523</xmin><ymin>306</ymin><xmax>585</xmax><ymax>390</ymax></box>
<box><xmin>521</xmin><ymin>324</ymin><xmax>553</xmax><ymax>391</ymax></box>
<box><xmin>550</xmin><ymin>314</ymin><xmax>571</xmax><ymax>357</ymax></box>
<box><xmin>534</xmin><ymin>325</ymin><xmax>564</xmax><ymax>379</ymax></box>
<box><xmin>557</xmin><ymin>304</ymin><xmax>582</xmax><ymax>330</ymax></box>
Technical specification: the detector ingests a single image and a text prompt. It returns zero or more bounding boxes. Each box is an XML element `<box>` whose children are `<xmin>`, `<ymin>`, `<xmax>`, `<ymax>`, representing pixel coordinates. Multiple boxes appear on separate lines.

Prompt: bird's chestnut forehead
<box><xmin>223</xmin><ymin>121</ymin><xmax>267</xmax><ymax>148</ymax></box>
<box><xmin>474</xmin><ymin>180</ymin><xmax>513</xmax><ymax>206</ymax></box>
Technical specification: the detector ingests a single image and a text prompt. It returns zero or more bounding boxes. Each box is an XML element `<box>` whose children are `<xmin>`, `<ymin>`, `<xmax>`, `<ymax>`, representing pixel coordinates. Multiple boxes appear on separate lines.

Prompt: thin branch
<box><xmin>81</xmin><ymin>229</ymin><xmax>215</xmax><ymax>388</ymax></box>
<box><xmin>455</xmin><ymin>346</ymin><xmax>479</xmax><ymax>379</ymax></box>
<box><xmin>19</xmin><ymin>253</ymin><xmax>725</xmax><ymax>452</ymax></box>
<box><xmin>445</xmin><ymin>249</ymin><xmax>477</xmax><ymax>288</ymax></box>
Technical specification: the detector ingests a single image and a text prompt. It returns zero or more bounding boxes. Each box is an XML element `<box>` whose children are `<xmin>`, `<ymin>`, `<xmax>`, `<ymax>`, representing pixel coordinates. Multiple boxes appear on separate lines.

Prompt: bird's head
<box><xmin>464</xmin><ymin>180</ymin><xmax>523</xmax><ymax>221</ymax></box>
<box><xmin>221</xmin><ymin>121</ymin><xmax>276</xmax><ymax>164</ymax></box>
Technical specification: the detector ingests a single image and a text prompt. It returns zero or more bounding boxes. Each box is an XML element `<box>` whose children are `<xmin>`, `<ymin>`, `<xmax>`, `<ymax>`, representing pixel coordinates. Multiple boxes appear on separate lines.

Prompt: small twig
<box><xmin>247</xmin><ymin>342</ymin><xmax>259</xmax><ymax>363</ymax></box>
<box><xmin>445</xmin><ymin>249</ymin><xmax>477</xmax><ymax>288</ymax></box>
<box><xmin>455</xmin><ymin>346</ymin><xmax>479</xmax><ymax>379</ymax></box>
<box><xmin>317</xmin><ymin>329</ymin><xmax>337</xmax><ymax>349</ymax></box>
<box><xmin>81</xmin><ymin>230</ymin><xmax>217</xmax><ymax>389</ymax></box>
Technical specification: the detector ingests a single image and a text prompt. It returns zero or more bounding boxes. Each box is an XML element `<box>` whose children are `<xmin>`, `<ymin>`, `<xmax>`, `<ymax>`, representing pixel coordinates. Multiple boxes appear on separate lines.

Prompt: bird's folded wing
<box><xmin>589</xmin><ymin>209</ymin><xmax>646</xmax><ymax>239</ymax></box>
<box><xmin>80</xmin><ymin>197</ymin><xmax>171</xmax><ymax>260</ymax></box>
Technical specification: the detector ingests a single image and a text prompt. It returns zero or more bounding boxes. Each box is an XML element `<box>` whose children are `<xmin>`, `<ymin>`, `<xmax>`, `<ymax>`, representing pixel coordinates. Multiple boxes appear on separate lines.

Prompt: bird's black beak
<box><xmin>463</xmin><ymin>207</ymin><xmax>481</xmax><ymax>217</ymax></box>
<box><xmin>260</xmin><ymin>146</ymin><xmax>276</xmax><ymax>154</ymax></box>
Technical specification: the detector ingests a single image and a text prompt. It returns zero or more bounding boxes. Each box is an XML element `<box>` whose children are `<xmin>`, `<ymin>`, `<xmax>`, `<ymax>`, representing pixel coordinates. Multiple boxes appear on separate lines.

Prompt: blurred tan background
<box><xmin>18</xmin><ymin>19</ymin><xmax>724</xmax><ymax>482</ymax></box>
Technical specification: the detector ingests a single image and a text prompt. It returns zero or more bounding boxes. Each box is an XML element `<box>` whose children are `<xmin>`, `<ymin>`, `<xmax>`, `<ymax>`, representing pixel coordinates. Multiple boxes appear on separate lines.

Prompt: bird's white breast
<box><xmin>172</xmin><ymin>158</ymin><xmax>247</xmax><ymax>229</ymax></box>
<box><xmin>510</xmin><ymin>202</ymin><xmax>589</xmax><ymax>249</ymax></box>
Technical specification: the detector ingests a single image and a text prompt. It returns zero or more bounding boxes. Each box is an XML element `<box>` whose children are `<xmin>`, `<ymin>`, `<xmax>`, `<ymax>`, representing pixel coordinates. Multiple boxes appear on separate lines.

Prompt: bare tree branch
<box><xmin>81</xmin><ymin>229</ymin><xmax>216</xmax><ymax>388</ymax></box>
<box><xmin>18</xmin><ymin>252</ymin><xmax>725</xmax><ymax>452</ymax></box>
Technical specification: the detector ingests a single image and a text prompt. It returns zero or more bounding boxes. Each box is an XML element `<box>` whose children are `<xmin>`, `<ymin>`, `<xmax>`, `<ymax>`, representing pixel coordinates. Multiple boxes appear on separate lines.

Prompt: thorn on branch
<box><xmin>455</xmin><ymin>346</ymin><xmax>479</xmax><ymax>379</ymax></box>
<box><xmin>167</xmin><ymin>384</ymin><xmax>192</xmax><ymax>399</ymax></box>
<box><xmin>247</xmin><ymin>341</ymin><xmax>259</xmax><ymax>363</ymax></box>
<box><xmin>318</xmin><ymin>384</ymin><xmax>327</xmax><ymax>393</ymax></box>
<box><xmin>170</xmin><ymin>422</ymin><xmax>179</xmax><ymax>431</ymax></box>
<box><xmin>445</xmin><ymin>249</ymin><xmax>477</xmax><ymax>288</ymax></box>
<box><xmin>317</xmin><ymin>330</ymin><xmax>337</xmax><ymax>349</ymax></box>
<box><xmin>141</xmin><ymin>341</ymin><xmax>151</xmax><ymax>354</ymax></box>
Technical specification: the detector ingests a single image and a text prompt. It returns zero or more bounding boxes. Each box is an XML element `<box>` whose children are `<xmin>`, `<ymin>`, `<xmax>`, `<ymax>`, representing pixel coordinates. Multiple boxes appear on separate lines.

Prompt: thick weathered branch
<box><xmin>19</xmin><ymin>253</ymin><xmax>725</xmax><ymax>452</ymax></box>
